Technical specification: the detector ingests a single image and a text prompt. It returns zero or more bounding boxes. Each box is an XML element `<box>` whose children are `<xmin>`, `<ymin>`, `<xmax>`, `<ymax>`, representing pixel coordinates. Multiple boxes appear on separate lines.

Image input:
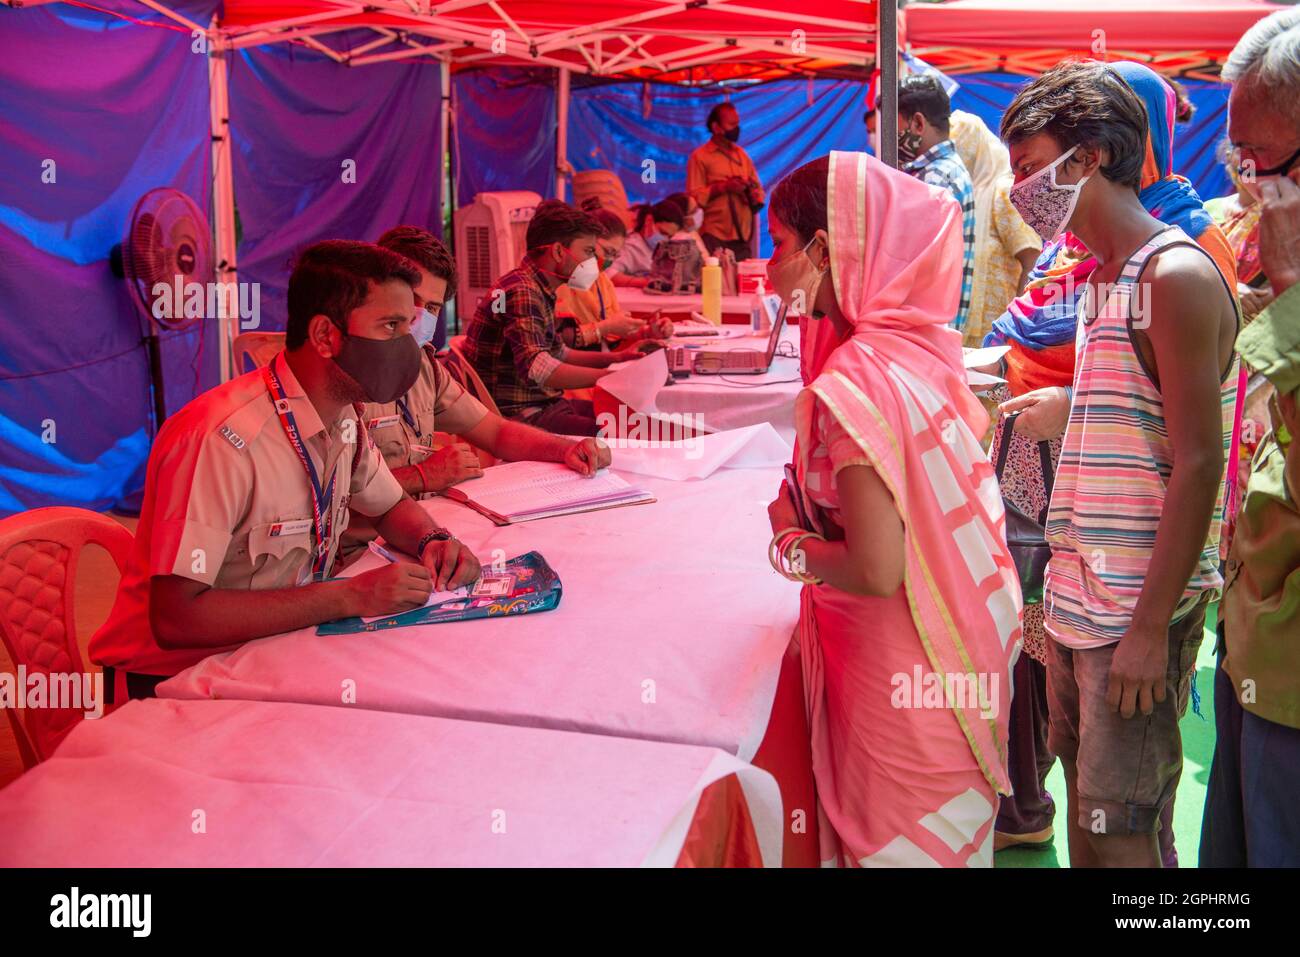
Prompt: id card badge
<box><xmin>368</xmin><ymin>414</ymin><xmax>401</xmax><ymax>431</ymax></box>
<box><xmin>269</xmin><ymin>518</ymin><xmax>313</xmax><ymax>538</ymax></box>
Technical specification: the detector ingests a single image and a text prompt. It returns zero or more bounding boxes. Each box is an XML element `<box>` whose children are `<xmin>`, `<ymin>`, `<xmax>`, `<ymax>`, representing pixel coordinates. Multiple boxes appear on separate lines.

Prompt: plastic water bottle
<box><xmin>701</xmin><ymin>256</ymin><xmax>722</xmax><ymax>326</ymax></box>
<box><xmin>750</xmin><ymin>278</ymin><xmax>770</xmax><ymax>334</ymax></box>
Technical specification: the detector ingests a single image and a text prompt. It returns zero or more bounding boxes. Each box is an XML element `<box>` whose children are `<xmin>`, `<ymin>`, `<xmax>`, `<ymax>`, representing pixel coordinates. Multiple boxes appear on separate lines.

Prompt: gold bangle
<box><xmin>783</xmin><ymin>531</ymin><xmax>826</xmax><ymax>584</ymax></box>
<box><xmin>769</xmin><ymin>526</ymin><xmax>804</xmax><ymax>577</ymax></box>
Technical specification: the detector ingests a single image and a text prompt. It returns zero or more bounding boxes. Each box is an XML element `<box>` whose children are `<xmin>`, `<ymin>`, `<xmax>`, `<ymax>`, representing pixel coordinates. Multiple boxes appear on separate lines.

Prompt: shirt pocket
<box><xmin>416</xmin><ymin>408</ymin><xmax>438</xmax><ymax>448</ymax></box>
<box><xmin>247</xmin><ymin>519</ymin><xmax>315</xmax><ymax>586</ymax></box>
<box><xmin>366</xmin><ymin>413</ymin><xmax>406</xmax><ymax>465</ymax></box>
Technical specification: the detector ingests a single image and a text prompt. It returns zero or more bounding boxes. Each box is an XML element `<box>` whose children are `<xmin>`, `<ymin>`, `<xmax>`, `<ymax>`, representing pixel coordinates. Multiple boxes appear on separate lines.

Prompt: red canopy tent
<box><xmin>12</xmin><ymin>0</ymin><xmax>886</xmax><ymax>379</ymax></box>
<box><xmin>904</xmin><ymin>0</ymin><xmax>1288</xmax><ymax>78</ymax></box>
<box><xmin>9</xmin><ymin>0</ymin><xmax>1280</xmax><ymax>379</ymax></box>
<box><xmin>133</xmin><ymin>0</ymin><xmax>881</xmax><ymax>83</ymax></box>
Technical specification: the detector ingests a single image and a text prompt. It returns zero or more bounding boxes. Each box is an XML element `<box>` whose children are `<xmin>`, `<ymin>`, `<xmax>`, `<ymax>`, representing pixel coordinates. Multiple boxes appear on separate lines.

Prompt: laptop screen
<box><xmin>763</xmin><ymin>300</ymin><xmax>789</xmax><ymax>363</ymax></box>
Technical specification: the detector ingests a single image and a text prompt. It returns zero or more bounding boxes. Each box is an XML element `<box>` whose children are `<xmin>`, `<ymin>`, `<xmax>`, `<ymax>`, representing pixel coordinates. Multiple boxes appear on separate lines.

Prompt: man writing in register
<box><xmin>90</xmin><ymin>241</ymin><xmax>482</xmax><ymax>702</ymax></box>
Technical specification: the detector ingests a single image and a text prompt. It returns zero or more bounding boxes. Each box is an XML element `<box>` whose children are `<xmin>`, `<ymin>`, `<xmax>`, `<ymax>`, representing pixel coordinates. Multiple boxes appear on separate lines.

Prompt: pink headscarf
<box><xmin>796</xmin><ymin>151</ymin><xmax>1022</xmax><ymax>794</ymax></box>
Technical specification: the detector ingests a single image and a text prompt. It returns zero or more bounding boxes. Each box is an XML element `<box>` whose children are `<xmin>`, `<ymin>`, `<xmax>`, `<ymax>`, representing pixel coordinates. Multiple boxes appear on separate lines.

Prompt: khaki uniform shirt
<box><xmin>361</xmin><ymin>345</ymin><xmax>489</xmax><ymax>471</ymax></box>
<box><xmin>90</xmin><ymin>350</ymin><xmax>404</xmax><ymax>675</ymax></box>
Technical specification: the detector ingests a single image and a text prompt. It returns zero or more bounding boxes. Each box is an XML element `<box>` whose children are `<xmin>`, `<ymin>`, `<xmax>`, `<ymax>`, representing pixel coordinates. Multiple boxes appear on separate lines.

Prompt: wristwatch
<box><xmin>416</xmin><ymin>528</ymin><xmax>453</xmax><ymax>558</ymax></box>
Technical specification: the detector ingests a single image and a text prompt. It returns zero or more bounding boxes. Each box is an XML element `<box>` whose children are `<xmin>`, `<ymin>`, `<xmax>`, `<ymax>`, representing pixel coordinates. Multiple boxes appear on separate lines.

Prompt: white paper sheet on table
<box><xmin>600</xmin><ymin>348</ymin><xmax>669</xmax><ymax>414</ymax></box>
<box><xmin>451</xmin><ymin>460</ymin><xmax>651</xmax><ymax>521</ymax></box>
<box><xmin>611</xmin><ymin>423</ymin><xmax>792</xmax><ymax>481</ymax></box>
<box><xmin>360</xmin><ymin>585</ymin><xmax>470</xmax><ymax>624</ymax></box>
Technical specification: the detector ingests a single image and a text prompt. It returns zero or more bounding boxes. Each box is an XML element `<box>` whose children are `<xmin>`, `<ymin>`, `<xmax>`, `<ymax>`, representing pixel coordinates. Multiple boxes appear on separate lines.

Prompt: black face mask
<box><xmin>724</xmin><ymin>126</ymin><xmax>740</xmax><ymax>143</ymax></box>
<box><xmin>333</xmin><ymin>332</ymin><xmax>422</xmax><ymax>404</ymax></box>
<box><xmin>1255</xmin><ymin>144</ymin><xmax>1300</xmax><ymax>177</ymax></box>
<box><xmin>898</xmin><ymin>129</ymin><xmax>924</xmax><ymax>162</ymax></box>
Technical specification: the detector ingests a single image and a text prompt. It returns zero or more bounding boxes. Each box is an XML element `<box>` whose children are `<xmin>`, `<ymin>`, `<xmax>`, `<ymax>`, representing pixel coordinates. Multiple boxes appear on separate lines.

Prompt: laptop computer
<box><xmin>667</xmin><ymin>302</ymin><xmax>788</xmax><ymax>376</ymax></box>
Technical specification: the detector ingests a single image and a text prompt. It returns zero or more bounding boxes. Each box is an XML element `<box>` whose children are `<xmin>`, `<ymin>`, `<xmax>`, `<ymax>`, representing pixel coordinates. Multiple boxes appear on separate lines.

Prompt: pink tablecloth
<box><xmin>0</xmin><ymin>698</ymin><xmax>782</xmax><ymax>867</ymax></box>
<box><xmin>161</xmin><ymin>468</ymin><xmax>799</xmax><ymax>762</ymax></box>
<box><xmin>598</xmin><ymin>328</ymin><xmax>801</xmax><ymax>445</ymax></box>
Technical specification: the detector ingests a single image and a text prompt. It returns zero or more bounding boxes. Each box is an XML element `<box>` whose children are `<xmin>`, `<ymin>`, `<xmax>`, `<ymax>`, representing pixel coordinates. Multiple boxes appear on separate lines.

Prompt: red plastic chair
<box><xmin>0</xmin><ymin>507</ymin><xmax>132</xmax><ymax>767</ymax></box>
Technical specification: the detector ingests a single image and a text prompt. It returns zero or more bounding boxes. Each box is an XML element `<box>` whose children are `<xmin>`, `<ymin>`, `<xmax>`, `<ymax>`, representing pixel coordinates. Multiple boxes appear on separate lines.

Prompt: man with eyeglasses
<box><xmin>1201</xmin><ymin>8</ymin><xmax>1300</xmax><ymax>868</ymax></box>
<box><xmin>343</xmin><ymin>226</ymin><xmax>610</xmax><ymax>556</ymax></box>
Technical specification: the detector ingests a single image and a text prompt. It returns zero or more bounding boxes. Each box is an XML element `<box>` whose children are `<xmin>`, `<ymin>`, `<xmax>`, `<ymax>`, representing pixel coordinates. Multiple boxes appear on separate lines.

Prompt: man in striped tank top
<box><xmin>1002</xmin><ymin>62</ymin><xmax>1240</xmax><ymax>868</ymax></box>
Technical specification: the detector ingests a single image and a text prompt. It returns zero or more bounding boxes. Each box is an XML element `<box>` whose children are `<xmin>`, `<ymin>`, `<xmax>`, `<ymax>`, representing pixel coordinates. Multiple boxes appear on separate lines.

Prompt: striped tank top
<box><xmin>1044</xmin><ymin>226</ymin><xmax>1239</xmax><ymax>649</ymax></box>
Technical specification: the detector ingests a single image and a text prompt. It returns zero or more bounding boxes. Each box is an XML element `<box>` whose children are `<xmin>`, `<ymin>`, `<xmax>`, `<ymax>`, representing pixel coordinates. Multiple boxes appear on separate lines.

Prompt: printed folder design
<box><xmin>317</xmin><ymin>551</ymin><xmax>562</xmax><ymax>635</ymax></box>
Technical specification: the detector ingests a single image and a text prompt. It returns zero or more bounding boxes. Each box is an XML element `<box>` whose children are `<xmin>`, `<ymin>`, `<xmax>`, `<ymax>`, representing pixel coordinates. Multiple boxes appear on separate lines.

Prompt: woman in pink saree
<box><xmin>765</xmin><ymin>151</ymin><xmax>1022</xmax><ymax>867</ymax></box>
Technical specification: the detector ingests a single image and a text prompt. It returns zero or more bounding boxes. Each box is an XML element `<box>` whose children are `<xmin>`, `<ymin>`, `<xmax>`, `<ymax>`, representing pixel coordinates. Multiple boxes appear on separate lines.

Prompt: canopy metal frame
<box><xmin>26</xmin><ymin>0</ymin><xmax>887</xmax><ymax>380</ymax></box>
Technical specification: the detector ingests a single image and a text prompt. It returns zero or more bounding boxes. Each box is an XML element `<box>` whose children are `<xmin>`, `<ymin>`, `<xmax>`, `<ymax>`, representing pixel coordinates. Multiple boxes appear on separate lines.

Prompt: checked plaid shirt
<box><xmin>463</xmin><ymin>257</ymin><xmax>567</xmax><ymax>418</ymax></box>
<box><xmin>903</xmin><ymin>139</ymin><xmax>976</xmax><ymax>332</ymax></box>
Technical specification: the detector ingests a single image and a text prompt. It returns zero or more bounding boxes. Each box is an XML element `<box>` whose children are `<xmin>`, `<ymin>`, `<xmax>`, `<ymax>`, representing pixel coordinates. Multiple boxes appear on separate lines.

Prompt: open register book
<box><xmin>443</xmin><ymin>460</ymin><xmax>655</xmax><ymax>523</ymax></box>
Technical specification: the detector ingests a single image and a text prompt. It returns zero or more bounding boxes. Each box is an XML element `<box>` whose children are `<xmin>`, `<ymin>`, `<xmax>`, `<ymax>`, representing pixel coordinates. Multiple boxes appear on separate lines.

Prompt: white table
<box><xmin>0</xmin><ymin>698</ymin><xmax>782</xmax><ymax>867</ymax></box>
<box><xmin>599</xmin><ymin>326</ymin><xmax>802</xmax><ymax>446</ymax></box>
<box><xmin>161</xmin><ymin>467</ymin><xmax>801</xmax><ymax>763</ymax></box>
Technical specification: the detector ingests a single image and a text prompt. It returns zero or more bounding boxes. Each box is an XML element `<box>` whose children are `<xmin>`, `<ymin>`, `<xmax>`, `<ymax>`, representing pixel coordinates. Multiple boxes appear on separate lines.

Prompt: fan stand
<box><xmin>111</xmin><ymin>240</ymin><xmax>170</xmax><ymax>439</ymax></box>
<box><xmin>142</xmin><ymin>319</ymin><xmax>168</xmax><ymax>439</ymax></box>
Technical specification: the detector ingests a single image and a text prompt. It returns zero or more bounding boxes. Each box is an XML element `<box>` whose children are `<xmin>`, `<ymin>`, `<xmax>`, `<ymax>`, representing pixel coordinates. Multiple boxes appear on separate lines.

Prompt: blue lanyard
<box><xmin>595</xmin><ymin>282</ymin><xmax>606</xmax><ymax>322</ymax></box>
<box><xmin>395</xmin><ymin>395</ymin><xmax>417</xmax><ymax>432</ymax></box>
<box><xmin>262</xmin><ymin>362</ymin><xmax>337</xmax><ymax>581</ymax></box>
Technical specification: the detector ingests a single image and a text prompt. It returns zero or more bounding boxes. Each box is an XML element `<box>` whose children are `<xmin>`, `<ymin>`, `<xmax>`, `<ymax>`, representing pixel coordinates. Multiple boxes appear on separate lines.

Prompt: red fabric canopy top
<box><xmin>904</xmin><ymin>0</ymin><xmax>1285</xmax><ymax>53</ymax></box>
<box><xmin>216</xmin><ymin>0</ymin><xmax>878</xmax><ymax>82</ymax></box>
<box><xmin>210</xmin><ymin>0</ymin><xmax>1281</xmax><ymax>80</ymax></box>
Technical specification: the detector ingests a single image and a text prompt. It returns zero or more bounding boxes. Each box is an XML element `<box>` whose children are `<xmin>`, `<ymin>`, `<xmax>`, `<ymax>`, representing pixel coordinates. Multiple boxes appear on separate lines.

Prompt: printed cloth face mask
<box><xmin>898</xmin><ymin>128</ymin><xmax>924</xmax><ymax>163</ymax></box>
<box><xmin>1010</xmin><ymin>146</ymin><xmax>1090</xmax><ymax>242</ymax></box>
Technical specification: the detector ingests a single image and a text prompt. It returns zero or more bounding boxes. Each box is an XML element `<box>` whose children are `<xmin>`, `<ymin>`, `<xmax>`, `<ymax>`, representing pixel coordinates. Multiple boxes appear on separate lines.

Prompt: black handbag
<box><xmin>992</xmin><ymin>413</ymin><xmax>1056</xmax><ymax>605</ymax></box>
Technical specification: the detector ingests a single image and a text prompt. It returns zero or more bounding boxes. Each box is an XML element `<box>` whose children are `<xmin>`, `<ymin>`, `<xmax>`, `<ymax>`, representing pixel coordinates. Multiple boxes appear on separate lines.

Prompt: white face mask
<box><xmin>567</xmin><ymin>255</ymin><xmax>600</xmax><ymax>291</ymax></box>
<box><xmin>411</xmin><ymin>306</ymin><xmax>439</xmax><ymax>348</ymax></box>
<box><xmin>690</xmin><ymin>208</ymin><xmax>704</xmax><ymax>231</ymax></box>
<box><xmin>1009</xmin><ymin>146</ymin><xmax>1090</xmax><ymax>242</ymax></box>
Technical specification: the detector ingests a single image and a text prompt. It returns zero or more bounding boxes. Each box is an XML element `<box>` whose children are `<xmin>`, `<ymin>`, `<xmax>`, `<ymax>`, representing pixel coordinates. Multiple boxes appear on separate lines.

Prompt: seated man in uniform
<box><xmin>342</xmin><ymin>226</ymin><xmax>613</xmax><ymax>556</ymax></box>
<box><xmin>89</xmin><ymin>240</ymin><xmax>481</xmax><ymax>702</ymax></box>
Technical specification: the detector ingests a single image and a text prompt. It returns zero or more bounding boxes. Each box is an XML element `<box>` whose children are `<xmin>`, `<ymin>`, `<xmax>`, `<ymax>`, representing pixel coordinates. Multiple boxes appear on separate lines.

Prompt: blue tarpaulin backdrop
<box><xmin>567</xmin><ymin>78</ymin><xmax>872</xmax><ymax>258</ymax></box>
<box><xmin>230</xmin><ymin>38</ymin><xmax>444</xmax><ymax>345</ymax></box>
<box><xmin>0</xmin><ymin>3</ymin><xmax>217</xmax><ymax>516</ymax></box>
<box><xmin>453</xmin><ymin>68</ymin><xmax>557</xmax><ymax>207</ymax></box>
<box><xmin>1</xmin><ymin>23</ymin><xmax>1237</xmax><ymax>517</ymax></box>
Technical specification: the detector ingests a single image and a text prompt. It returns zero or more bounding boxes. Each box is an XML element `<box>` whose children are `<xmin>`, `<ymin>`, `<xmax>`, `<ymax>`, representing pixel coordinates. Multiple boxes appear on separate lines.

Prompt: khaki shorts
<box><xmin>1046</xmin><ymin>594</ymin><xmax>1210</xmax><ymax>836</ymax></box>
